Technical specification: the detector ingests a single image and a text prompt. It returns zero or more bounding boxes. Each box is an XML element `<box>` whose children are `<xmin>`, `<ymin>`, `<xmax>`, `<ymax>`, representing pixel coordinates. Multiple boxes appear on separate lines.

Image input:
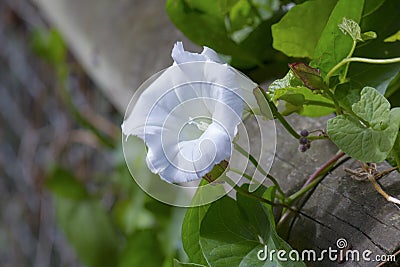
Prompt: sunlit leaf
<box><xmin>272</xmin><ymin>0</ymin><xmax>337</xmax><ymax>58</ymax></box>
<box><xmin>310</xmin><ymin>0</ymin><xmax>364</xmax><ymax>75</ymax></box>
<box><xmin>384</xmin><ymin>30</ymin><xmax>400</xmax><ymax>42</ymax></box>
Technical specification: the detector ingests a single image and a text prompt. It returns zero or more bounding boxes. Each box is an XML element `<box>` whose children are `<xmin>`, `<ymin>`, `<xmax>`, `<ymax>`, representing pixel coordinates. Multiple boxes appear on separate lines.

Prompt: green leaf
<box><xmin>118</xmin><ymin>230</ymin><xmax>164</xmax><ymax>267</ymax></box>
<box><xmin>384</xmin><ymin>30</ymin><xmax>400</xmax><ymax>42</ymax></box>
<box><xmin>281</xmin><ymin>102</ymin><xmax>304</xmax><ymax>116</ymax></box>
<box><xmin>268</xmin><ymin>70</ymin><xmax>303</xmax><ymax>92</ymax></box>
<box><xmin>272</xmin><ymin>0</ymin><xmax>337</xmax><ymax>58</ymax></box>
<box><xmin>199</xmin><ymin>185</ymin><xmax>306</xmax><ymax>266</ymax></box>
<box><xmin>310</xmin><ymin>0</ymin><xmax>364</xmax><ymax>75</ymax></box>
<box><xmin>351</xmin><ymin>88</ymin><xmax>390</xmax><ymax>127</ymax></box>
<box><xmin>361</xmin><ymin>31</ymin><xmax>377</xmax><ymax>41</ymax></box>
<box><xmin>173</xmin><ymin>259</ymin><xmax>206</xmax><ymax>267</ymax></box>
<box><xmin>327</xmin><ymin>87</ymin><xmax>400</xmax><ymax>162</ymax></box>
<box><xmin>272</xmin><ymin>87</ymin><xmax>334</xmax><ymax>117</ymax></box>
<box><xmin>272</xmin><ymin>0</ymin><xmax>400</xmax><ymax>94</ymax></box>
<box><xmin>388</xmin><ymin>90</ymin><xmax>400</xmax><ymax>108</ymax></box>
<box><xmin>387</xmin><ymin>133</ymin><xmax>400</xmax><ymax>169</ymax></box>
<box><xmin>253</xmin><ymin>87</ymin><xmax>274</xmax><ymax>120</ymax></box>
<box><xmin>338</xmin><ymin>17</ymin><xmax>362</xmax><ymax>42</ymax></box>
<box><xmin>218</xmin><ymin>0</ymin><xmax>240</xmax><ymax>14</ymax></box>
<box><xmin>347</xmin><ymin>0</ymin><xmax>400</xmax><ymax>94</ymax></box>
<box><xmin>166</xmin><ymin>0</ymin><xmax>282</xmax><ymax>68</ymax></box>
<box><xmin>288</xmin><ymin>62</ymin><xmax>325</xmax><ymax>90</ymax></box>
<box><xmin>334</xmin><ymin>82</ymin><xmax>361</xmax><ymax>111</ymax></box>
<box><xmin>54</xmin><ymin>197</ymin><xmax>118</xmax><ymax>267</ymax></box>
<box><xmin>181</xmin><ymin>180</ymin><xmax>211</xmax><ymax>266</ymax></box>
<box><xmin>273</xmin><ymin>0</ymin><xmax>399</xmax><ymax>79</ymax></box>
<box><xmin>385</xmin><ymin>72</ymin><xmax>400</xmax><ymax>100</ymax></box>
<box><xmin>182</xmin><ymin>204</ymin><xmax>209</xmax><ymax>266</ymax></box>
<box><xmin>268</xmin><ymin>70</ymin><xmax>334</xmax><ymax>117</ymax></box>
<box><xmin>338</xmin><ymin>18</ymin><xmax>377</xmax><ymax>43</ymax></box>
<box><xmin>46</xmin><ymin>167</ymin><xmax>87</xmax><ymax>200</ymax></box>
<box><xmin>329</xmin><ymin>75</ymin><xmax>341</xmax><ymax>89</ymax></box>
<box><xmin>279</xmin><ymin>93</ymin><xmax>305</xmax><ymax>106</ymax></box>
<box><xmin>261</xmin><ymin>186</ymin><xmax>277</xmax><ymax>224</ymax></box>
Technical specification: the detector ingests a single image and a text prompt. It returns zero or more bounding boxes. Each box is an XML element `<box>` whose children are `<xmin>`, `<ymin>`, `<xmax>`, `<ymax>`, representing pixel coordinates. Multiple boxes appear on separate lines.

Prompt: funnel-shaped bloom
<box><xmin>122</xmin><ymin>42</ymin><xmax>256</xmax><ymax>183</ymax></box>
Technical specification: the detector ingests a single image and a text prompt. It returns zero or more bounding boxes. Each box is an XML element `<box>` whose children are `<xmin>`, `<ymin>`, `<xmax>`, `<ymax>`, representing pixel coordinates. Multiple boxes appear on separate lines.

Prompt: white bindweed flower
<box><xmin>122</xmin><ymin>42</ymin><xmax>257</xmax><ymax>183</ymax></box>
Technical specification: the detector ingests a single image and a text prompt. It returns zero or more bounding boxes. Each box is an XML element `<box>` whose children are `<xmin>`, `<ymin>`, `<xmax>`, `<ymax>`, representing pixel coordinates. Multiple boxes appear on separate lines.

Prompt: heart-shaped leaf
<box><xmin>181</xmin><ymin>179</ymin><xmax>212</xmax><ymax>266</ymax></box>
<box><xmin>327</xmin><ymin>87</ymin><xmax>400</xmax><ymax>162</ymax></box>
<box><xmin>199</xmin><ymin>185</ymin><xmax>305</xmax><ymax>266</ymax></box>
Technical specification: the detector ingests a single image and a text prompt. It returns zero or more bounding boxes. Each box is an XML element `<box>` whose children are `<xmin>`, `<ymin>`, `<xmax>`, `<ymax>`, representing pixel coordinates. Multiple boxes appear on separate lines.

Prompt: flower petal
<box><xmin>172</xmin><ymin>42</ymin><xmax>207</xmax><ymax>64</ymax></box>
<box><xmin>122</xmin><ymin>42</ymin><xmax>258</xmax><ymax>184</ymax></box>
<box><xmin>201</xmin><ymin>46</ymin><xmax>224</xmax><ymax>63</ymax></box>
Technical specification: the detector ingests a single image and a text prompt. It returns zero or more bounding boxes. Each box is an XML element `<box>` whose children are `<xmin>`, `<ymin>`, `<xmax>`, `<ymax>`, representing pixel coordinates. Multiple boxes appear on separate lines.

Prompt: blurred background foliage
<box><xmin>0</xmin><ymin>1</ymin><xmax>190</xmax><ymax>266</ymax></box>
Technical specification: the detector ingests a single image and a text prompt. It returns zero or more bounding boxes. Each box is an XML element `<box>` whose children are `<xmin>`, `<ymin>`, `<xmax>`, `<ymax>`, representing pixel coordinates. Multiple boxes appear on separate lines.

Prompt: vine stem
<box><xmin>271</xmin><ymin>106</ymin><xmax>301</xmax><ymax>139</ymax></box>
<box><xmin>233</xmin><ymin>142</ymin><xmax>285</xmax><ymax>197</ymax></box>
<box><xmin>341</xmin><ymin>40</ymin><xmax>357</xmax><ymax>81</ymax></box>
<box><xmin>256</xmin><ymin>87</ymin><xmax>301</xmax><ymax>139</ymax></box>
<box><xmin>326</xmin><ymin>56</ymin><xmax>400</xmax><ymax>83</ymax></box>
<box><xmin>230</xmin><ymin>168</ymin><xmax>255</xmax><ymax>182</ymax></box>
<box><xmin>286</xmin><ymin>175</ymin><xmax>324</xmax><ymax>203</ymax></box>
<box><xmin>286</xmin><ymin>151</ymin><xmax>346</xmax><ymax>203</ymax></box>
<box><xmin>360</xmin><ymin>162</ymin><xmax>400</xmax><ymax>205</ymax></box>
<box><xmin>207</xmin><ymin>165</ymin><xmax>286</xmax><ymax>208</ymax></box>
<box><xmin>300</xmin><ymin>151</ymin><xmax>345</xmax><ymax>191</ymax></box>
<box><xmin>303</xmin><ymin>100</ymin><xmax>336</xmax><ymax>109</ymax></box>
<box><xmin>308</xmin><ymin>135</ymin><xmax>327</xmax><ymax>141</ymax></box>
<box><xmin>375</xmin><ymin>166</ymin><xmax>398</xmax><ymax>180</ymax></box>
<box><xmin>231</xmin><ymin>183</ymin><xmax>296</xmax><ymax>211</ymax></box>
<box><xmin>277</xmin><ymin>151</ymin><xmax>346</xmax><ymax>227</ymax></box>
<box><xmin>324</xmin><ymin>89</ymin><xmax>342</xmax><ymax>115</ymax></box>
